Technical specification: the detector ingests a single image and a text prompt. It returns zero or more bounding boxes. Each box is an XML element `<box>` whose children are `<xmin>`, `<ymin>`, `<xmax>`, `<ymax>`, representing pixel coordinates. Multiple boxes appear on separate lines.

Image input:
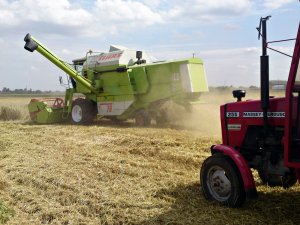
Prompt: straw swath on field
<box><xmin>0</xmin><ymin>91</ymin><xmax>300</xmax><ymax>224</ymax></box>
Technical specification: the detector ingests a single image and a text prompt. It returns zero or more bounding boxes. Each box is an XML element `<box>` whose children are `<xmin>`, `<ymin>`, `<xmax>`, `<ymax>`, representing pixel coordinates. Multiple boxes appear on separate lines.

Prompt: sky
<box><xmin>0</xmin><ymin>0</ymin><xmax>299</xmax><ymax>91</ymax></box>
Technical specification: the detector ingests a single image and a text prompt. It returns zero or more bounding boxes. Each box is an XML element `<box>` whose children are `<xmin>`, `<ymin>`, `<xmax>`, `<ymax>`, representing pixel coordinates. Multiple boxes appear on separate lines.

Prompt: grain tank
<box><xmin>24</xmin><ymin>33</ymin><xmax>208</xmax><ymax>125</ymax></box>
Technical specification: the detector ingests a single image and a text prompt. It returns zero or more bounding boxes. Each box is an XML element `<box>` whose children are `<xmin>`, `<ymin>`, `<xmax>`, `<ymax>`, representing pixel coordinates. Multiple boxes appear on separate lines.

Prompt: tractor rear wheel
<box><xmin>134</xmin><ymin>109</ymin><xmax>151</xmax><ymax>126</ymax></box>
<box><xmin>71</xmin><ymin>98</ymin><xmax>97</xmax><ymax>124</ymax></box>
<box><xmin>200</xmin><ymin>154</ymin><xmax>246</xmax><ymax>207</ymax></box>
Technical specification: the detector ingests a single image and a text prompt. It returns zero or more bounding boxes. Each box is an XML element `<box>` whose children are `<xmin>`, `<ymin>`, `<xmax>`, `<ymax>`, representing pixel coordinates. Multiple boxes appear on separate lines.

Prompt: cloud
<box><xmin>263</xmin><ymin>0</ymin><xmax>294</xmax><ymax>10</ymax></box>
<box><xmin>0</xmin><ymin>10</ymin><xmax>19</xmax><ymax>26</ymax></box>
<box><xmin>0</xmin><ymin>0</ymin><xmax>164</xmax><ymax>37</ymax></box>
<box><xmin>0</xmin><ymin>0</ymin><xmax>295</xmax><ymax>39</ymax></box>
<box><xmin>0</xmin><ymin>0</ymin><xmax>297</xmax><ymax>90</ymax></box>
<box><xmin>30</xmin><ymin>66</ymin><xmax>39</xmax><ymax>71</ymax></box>
<box><xmin>224</xmin><ymin>24</ymin><xmax>240</xmax><ymax>31</ymax></box>
<box><xmin>61</xmin><ymin>49</ymin><xmax>72</xmax><ymax>55</ymax></box>
<box><xmin>0</xmin><ymin>0</ymin><xmax>93</xmax><ymax>27</ymax></box>
<box><xmin>162</xmin><ymin>0</ymin><xmax>252</xmax><ymax>23</ymax></box>
<box><xmin>200</xmin><ymin>47</ymin><xmax>259</xmax><ymax>58</ymax></box>
<box><xmin>94</xmin><ymin>0</ymin><xmax>163</xmax><ymax>26</ymax></box>
<box><xmin>0</xmin><ymin>0</ymin><xmax>255</xmax><ymax>38</ymax></box>
<box><xmin>141</xmin><ymin>0</ymin><xmax>162</xmax><ymax>7</ymax></box>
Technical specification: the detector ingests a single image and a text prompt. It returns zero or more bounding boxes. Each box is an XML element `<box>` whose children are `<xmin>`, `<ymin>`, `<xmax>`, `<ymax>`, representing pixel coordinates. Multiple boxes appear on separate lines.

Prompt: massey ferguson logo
<box><xmin>243</xmin><ymin>112</ymin><xmax>285</xmax><ymax>118</ymax></box>
<box><xmin>226</xmin><ymin>111</ymin><xmax>285</xmax><ymax>118</ymax></box>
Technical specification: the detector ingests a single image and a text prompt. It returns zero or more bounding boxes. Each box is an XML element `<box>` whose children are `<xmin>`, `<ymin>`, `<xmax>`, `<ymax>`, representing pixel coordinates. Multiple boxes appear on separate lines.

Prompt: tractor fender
<box><xmin>211</xmin><ymin>144</ymin><xmax>258</xmax><ymax>199</ymax></box>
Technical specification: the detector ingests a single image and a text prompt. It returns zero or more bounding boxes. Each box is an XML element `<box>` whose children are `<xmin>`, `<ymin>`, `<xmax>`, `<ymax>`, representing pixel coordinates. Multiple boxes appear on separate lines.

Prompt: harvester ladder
<box><xmin>62</xmin><ymin>88</ymin><xmax>74</xmax><ymax>119</ymax></box>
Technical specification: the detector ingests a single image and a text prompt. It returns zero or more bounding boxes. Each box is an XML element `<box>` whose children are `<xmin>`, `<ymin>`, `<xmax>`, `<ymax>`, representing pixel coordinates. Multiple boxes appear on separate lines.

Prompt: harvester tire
<box><xmin>71</xmin><ymin>98</ymin><xmax>97</xmax><ymax>124</ymax></box>
<box><xmin>109</xmin><ymin>116</ymin><xmax>124</xmax><ymax>124</ymax></box>
<box><xmin>135</xmin><ymin>110</ymin><xmax>151</xmax><ymax>126</ymax></box>
<box><xmin>155</xmin><ymin>111</ymin><xmax>169</xmax><ymax>126</ymax></box>
<box><xmin>200</xmin><ymin>154</ymin><xmax>246</xmax><ymax>208</ymax></box>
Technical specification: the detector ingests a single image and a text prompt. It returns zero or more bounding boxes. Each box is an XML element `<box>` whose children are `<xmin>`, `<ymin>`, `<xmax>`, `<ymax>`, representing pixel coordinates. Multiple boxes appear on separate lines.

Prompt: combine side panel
<box><xmin>96</xmin><ymin>71</ymin><xmax>135</xmax><ymax>116</ymax></box>
<box><xmin>134</xmin><ymin>58</ymin><xmax>208</xmax><ymax>104</ymax></box>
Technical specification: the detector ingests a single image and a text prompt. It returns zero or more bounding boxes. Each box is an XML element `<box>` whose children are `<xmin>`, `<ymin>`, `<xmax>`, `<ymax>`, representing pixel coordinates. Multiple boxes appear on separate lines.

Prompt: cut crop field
<box><xmin>1</xmin><ymin>90</ymin><xmax>300</xmax><ymax>225</ymax></box>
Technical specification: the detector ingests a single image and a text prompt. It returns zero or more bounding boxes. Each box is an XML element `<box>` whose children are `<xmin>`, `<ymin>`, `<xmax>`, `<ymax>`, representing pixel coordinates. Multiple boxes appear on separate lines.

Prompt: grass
<box><xmin>0</xmin><ymin>201</ymin><xmax>14</xmax><ymax>224</ymax></box>
<box><xmin>0</xmin><ymin>107</ymin><xmax>23</xmax><ymax>121</ymax></box>
<box><xmin>1</xmin><ymin>90</ymin><xmax>300</xmax><ymax>224</ymax></box>
<box><xmin>0</xmin><ymin>96</ymin><xmax>30</xmax><ymax>121</ymax></box>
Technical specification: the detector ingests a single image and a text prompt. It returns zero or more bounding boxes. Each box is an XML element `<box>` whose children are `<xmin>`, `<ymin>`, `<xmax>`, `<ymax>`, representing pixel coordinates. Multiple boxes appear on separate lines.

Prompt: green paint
<box><xmin>24</xmin><ymin>34</ymin><xmax>208</xmax><ymax>124</ymax></box>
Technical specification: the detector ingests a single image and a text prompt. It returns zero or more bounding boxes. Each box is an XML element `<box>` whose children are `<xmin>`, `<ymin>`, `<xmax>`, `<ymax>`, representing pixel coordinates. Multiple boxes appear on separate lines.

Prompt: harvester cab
<box><xmin>24</xmin><ymin>34</ymin><xmax>208</xmax><ymax>125</ymax></box>
<box><xmin>200</xmin><ymin>18</ymin><xmax>300</xmax><ymax>207</ymax></box>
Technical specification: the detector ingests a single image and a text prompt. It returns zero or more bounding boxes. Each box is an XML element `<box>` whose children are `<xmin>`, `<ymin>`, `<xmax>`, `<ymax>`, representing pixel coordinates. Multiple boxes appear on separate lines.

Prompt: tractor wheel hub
<box><xmin>207</xmin><ymin>166</ymin><xmax>231</xmax><ymax>200</ymax></box>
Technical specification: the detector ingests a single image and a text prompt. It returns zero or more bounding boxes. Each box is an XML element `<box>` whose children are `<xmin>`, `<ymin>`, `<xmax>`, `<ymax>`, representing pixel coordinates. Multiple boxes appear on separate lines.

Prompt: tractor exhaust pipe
<box><xmin>257</xmin><ymin>16</ymin><xmax>271</xmax><ymax>133</ymax></box>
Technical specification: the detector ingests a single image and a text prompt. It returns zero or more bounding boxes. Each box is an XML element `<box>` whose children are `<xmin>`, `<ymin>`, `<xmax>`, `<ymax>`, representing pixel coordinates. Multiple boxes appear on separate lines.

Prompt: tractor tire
<box><xmin>71</xmin><ymin>98</ymin><xmax>97</xmax><ymax>124</ymax></box>
<box><xmin>258</xmin><ymin>169</ymin><xmax>297</xmax><ymax>189</ymax></box>
<box><xmin>134</xmin><ymin>109</ymin><xmax>151</xmax><ymax>126</ymax></box>
<box><xmin>200</xmin><ymin>154</ymin><xmax>246</xmax><ymax>208</ymax></box>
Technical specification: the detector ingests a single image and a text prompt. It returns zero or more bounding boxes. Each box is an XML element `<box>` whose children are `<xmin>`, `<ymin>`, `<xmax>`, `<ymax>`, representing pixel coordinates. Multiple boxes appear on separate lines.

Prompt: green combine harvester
<box><xmin>24</xmin><ymin>34</ymin><xmax>208</xmax><ymax>125</ymax></box>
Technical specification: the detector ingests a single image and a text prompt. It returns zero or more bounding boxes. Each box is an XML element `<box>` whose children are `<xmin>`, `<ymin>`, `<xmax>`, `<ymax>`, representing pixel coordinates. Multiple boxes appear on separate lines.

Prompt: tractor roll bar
<box><xmin>24</xmin><ymin>33</ymin><xmax>96</xmax><ymax>93</ymax></box>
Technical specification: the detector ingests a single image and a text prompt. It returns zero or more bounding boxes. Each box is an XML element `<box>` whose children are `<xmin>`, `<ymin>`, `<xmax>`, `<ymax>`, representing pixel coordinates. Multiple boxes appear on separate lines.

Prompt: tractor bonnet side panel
<box><xmin>221</xmin><ymin>97</ymin><xmax>286</xmax><ymax>147</ymax></box>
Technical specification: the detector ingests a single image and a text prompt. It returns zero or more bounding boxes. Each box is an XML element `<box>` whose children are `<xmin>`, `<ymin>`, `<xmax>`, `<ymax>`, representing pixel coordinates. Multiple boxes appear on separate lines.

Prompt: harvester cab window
<box><xmin>74</xmin><ymin>65</ymin><xmax>83</xmax><ymax>75</ymax></box>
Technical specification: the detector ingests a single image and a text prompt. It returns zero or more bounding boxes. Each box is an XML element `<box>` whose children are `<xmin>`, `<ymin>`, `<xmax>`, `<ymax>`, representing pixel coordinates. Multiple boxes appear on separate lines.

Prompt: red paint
<box><xmin>219</xmin><ymin>23</ymin><xmax>300</xmax><ymax>169</ymax></box>
<box><xmin>97</xmin><ymin>53</ymin><xmax>122</xmax><ymax>62</ymax></box>
<box><xmin>284</xmin><ymin>23</ymin><xmax>300</xmax><ymax>169</ymax></box>
<box><xmin>214</xmin><ymin>23</ymin><xmax>300</xmax><ymax>188</ymax></box>
<box><xmin>100</xmin><ymin>103</ymin><xmax>113</xmax><ymax>112</ymax></box>
<box><xmin>212</xmin><ymin>144</ymin><xmax>256</xmax><ymax>190</ymax></box>
<box><xmin>221</xmin><ymin>97</ymin><xmax>286</xmax><ymax>147</ymax></box>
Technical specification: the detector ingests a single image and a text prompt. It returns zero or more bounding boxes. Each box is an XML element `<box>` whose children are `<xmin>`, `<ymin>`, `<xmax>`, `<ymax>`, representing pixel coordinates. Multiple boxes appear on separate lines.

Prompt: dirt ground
<box><xmin>1</xmin><ymin>90</ymin><xmax>300</xmax><ymax>224</ymax></box>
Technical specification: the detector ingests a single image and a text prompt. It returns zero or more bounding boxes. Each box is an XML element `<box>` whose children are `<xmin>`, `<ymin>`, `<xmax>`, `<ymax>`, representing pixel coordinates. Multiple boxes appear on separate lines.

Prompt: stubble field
<box><xmin>1</xmin><ymin>90</ymin><xmax>300</xmax><ymax>225</ymax></box>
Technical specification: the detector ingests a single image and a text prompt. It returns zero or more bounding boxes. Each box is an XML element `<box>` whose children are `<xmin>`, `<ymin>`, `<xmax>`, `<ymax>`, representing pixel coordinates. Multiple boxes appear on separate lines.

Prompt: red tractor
<box><xmin>200</xmin><ymin>17</ymin><xmax>300</xmax><ymax>207</ymax></box>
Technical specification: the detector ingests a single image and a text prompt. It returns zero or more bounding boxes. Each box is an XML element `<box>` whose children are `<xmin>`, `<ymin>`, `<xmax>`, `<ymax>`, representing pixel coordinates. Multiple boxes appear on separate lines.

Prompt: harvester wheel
<box><xmin>135</xmin><ymin>110</ymin><xmax>151</xmax><ymax>126</ymax></box>
<box><xmin>71</xmin><ymin>98</ymin><xmax>97</xmax><ymax>124</ymax></box>
<box><xmin>200</xmin><ymin>154</ymin><xmax>246</xmax><ymax>207</ymax></box>
<box><xmin>155</xmin><ymin>111</ymin><xmax>169</xmax><ymax>126</ymax></box>
<box><xmin>109</xmin><ymin>116</ymin><xmax>124</xmax><ymax>124</ymax></box>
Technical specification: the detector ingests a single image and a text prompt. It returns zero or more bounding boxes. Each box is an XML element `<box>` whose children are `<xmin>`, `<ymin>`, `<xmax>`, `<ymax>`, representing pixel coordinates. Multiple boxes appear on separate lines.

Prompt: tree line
<box><xmin>0</xmin><ymin>87</ymin><xmax>62</xmax><ymax>94</ymax></box>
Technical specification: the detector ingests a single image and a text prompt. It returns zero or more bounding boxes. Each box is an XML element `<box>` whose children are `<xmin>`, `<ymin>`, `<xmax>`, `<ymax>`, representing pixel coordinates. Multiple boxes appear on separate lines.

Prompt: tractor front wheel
<box><xmin>71</xmin><ymin>98</ymin><xmax>97</xmax><ymax>124</ymax></box>
<box><xmin>200</xmin><ymin>154</ymin><xmax>246</xmax><ymax>207</ymax></box>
